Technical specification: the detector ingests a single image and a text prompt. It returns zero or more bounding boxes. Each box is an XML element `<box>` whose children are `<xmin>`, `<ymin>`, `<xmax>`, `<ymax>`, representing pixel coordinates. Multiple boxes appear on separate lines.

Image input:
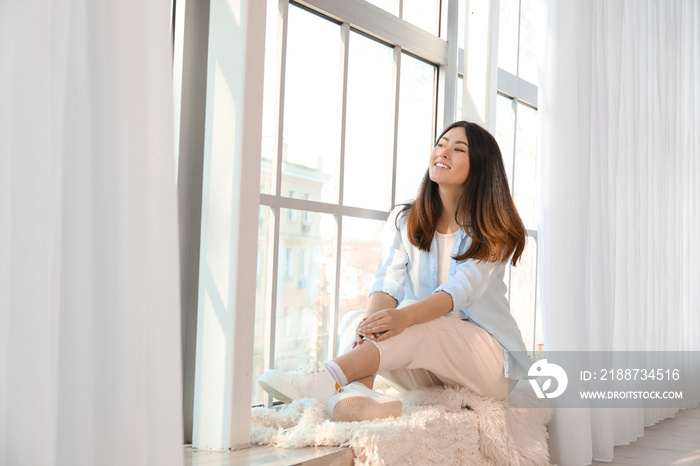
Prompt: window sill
<box><xmin>184</xmin><ymin>444</ymin><xmax>354</xmax><ymax>466</ymax></box>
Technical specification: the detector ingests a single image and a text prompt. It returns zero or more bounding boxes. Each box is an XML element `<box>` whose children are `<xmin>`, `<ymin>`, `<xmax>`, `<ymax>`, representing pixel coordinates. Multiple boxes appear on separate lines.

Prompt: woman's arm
<box><xmin>364</xmin><ymin>291</ymin><xmax>398</xmax><ymax>316</ymax></box>
<box><xmin>358</xmin><ymin>291</ymin><xmax>453</xmax><ymax>343</ymax></box>
<box><xmin>434</xmin><ymin>258</ymin><xmax>501</xmax><ymax>311</ymax></box>
<box><xmin>354</xmin><ymin>209</ymin><xmax>408</xmax><ymax>347</ymax></box>
<box><xmin>352</xmin><ymin>291</ymin><xmax>399</xmax><ymax>348</ymax></box>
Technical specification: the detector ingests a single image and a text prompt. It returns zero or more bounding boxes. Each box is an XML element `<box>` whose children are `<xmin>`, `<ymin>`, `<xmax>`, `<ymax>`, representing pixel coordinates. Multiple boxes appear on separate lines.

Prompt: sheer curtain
<box><xmin>539</xmin><ymin>0</ymin><xmax>700</xmax><ymax>464</ymax></box>
<box><xmin>0</xmin><ymin>2</ymin><xmax>183</xmax><ymax>465</ymax></box>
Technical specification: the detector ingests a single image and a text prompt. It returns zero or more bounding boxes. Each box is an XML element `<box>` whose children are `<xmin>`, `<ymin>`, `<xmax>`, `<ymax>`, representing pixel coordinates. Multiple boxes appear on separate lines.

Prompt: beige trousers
<box><xmin>340</xmin><ymin>303</ymin><xmax>516</xmax><ymax>401</ymax></box>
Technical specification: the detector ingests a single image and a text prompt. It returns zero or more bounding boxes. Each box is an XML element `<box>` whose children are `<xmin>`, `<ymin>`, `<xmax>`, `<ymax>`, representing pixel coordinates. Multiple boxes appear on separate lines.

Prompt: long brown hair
<box><xmin>397</xmin><ymin>121</ymin><xmax>526</xmax><ymax>266</ymax></box>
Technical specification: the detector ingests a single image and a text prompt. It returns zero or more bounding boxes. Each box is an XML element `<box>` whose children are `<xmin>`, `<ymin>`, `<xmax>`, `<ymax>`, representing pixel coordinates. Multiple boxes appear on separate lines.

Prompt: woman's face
<box><xmin>428</xmin><ymin>126</ymin><xmax>470</xmax><ymax>188</ymax></box>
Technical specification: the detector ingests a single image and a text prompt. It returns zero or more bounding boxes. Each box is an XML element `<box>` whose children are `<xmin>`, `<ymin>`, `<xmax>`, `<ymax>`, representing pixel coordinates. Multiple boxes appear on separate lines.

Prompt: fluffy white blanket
<box><xmin>251</xmin><ymin>382</ymin><xmax>553</xmax><ymax>465</ymax></box>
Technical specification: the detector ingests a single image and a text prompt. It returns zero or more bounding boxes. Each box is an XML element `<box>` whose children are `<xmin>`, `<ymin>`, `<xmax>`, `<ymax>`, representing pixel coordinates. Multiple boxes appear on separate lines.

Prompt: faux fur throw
<box><xmin>251</xmin><ymin>383</ymin><xmax>553</xmax><ymax>465</ymax></box>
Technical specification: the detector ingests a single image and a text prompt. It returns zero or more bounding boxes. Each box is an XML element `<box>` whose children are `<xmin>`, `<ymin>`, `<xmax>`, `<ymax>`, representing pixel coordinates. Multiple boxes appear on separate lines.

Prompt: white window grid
<box><xmin>493</xmin><ymin>0</ymin><xmax>541</xmax><ymax>355</ymax></box>
<box><xmin>258</xmin><ymin>0</ymin><xmax>455</xmax><ymax>407</ymax></box>
<box><xmin>498</xmin><ymin>88</ymin><xmax>540</xmax><ymax>355</ymax></box>
<box><xmin>456</xmin><ymin>0</ymin><xmax>541</xmax><ymax>356</ymax></box>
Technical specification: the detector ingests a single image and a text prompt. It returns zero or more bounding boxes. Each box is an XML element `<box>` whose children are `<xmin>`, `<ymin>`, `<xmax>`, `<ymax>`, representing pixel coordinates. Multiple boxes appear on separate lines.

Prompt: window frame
<box><xmin>492</xmin><ymin>0</ymin><xmax>541</xmax><ymax>355</ymax></box>
<box><xmin>256</xmin><ymin>0</ymin><xmax>450</xmax><ymax>407</ymax></box>
<box><xmin>457</xmin><ymin>0</ymin><xmax>540</xmax><ymax>355</ymax></box>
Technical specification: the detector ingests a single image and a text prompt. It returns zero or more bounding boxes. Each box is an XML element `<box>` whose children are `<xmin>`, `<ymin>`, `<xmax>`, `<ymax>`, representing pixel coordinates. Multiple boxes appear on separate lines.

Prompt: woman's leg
<box><xmin>259</xmin><ymin>314</ymin><xmax>508</xmax><ymax>404</ymax></box>
<box><xmin>345</xmin><ymin>315</ymin><xmax>510</xmax><ymax>400</ymax></box>
<box><xmin>353</xmin><ymin>375</ymin><xmax>376</xmax><ymax>388</ymax></box>
<box><xmin>332</xmin><ymin>302</ymin><xmax>418</xmax><ymax>388</ymax></box>
<box><xmin>333</xmin><ymin>339</ymin><xmax>380</xmax><ymax>383</ymax></box>
<box><xmin>328</xmin><ymin>342</ymin><xmax>401</xmax><ymax>422</ymax></box>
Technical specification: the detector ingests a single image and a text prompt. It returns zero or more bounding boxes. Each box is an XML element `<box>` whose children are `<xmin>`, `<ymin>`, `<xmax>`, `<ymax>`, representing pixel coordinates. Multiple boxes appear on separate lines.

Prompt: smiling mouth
<box><xmin>435</xmin><ymin>162</ymin><xmax>450</xmax><ymax>169</ymax></box>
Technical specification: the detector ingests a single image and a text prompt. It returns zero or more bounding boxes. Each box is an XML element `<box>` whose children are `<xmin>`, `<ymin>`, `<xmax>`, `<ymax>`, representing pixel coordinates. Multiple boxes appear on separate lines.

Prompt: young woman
<box><xmin>259</xmin><ymin>121</ymin><xmax>532</xmax><ymax>422</ymax></box>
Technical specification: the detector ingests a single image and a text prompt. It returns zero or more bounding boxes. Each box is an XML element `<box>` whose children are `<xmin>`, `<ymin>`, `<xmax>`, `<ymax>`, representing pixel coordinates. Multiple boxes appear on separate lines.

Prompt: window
<box><xmin>365</xmin><ymin>0</ymin><xmax>441</xmax><ymax>36</ymax></box>
<box><xmin>452</xmin><ymin>0</ymin><xmax>542</xmax><ymax>353</ymax></box>
<box><xmin>253</xmin><ymin>0</ymin><xmax>441</xmax><ymax>406</ymax></box>
<box><xmin>301</xmin><ymin>193</ymin><xmax>311</xmax><ymax>229</ymax></box>
<box><xmin>344</xmin><ymin>31</ymin><xmax>395</xmax><ymax>210</ymax></box>
<box><xmin>396</xmin><ymin>52</ymin><xmax>438</xmax><ymax>204</ymax></box>
<box><xmin>174</xmin><ymin>0</ymin><xmax>544</xmax><ymax>444</ymax></box>
<box><xmin>283</xmin><ymin>247</ymin><xmax>294</xmax><ymax>277</ymax></box>
<box><xmin>493</xmin><ymin>0</ymin><xmax>543</xmax><ymax>354</ymax></box>
<box><xmin>286</xmin><ymin>191</ymin><xmax>297</xmax><ymax>220</ymax></box>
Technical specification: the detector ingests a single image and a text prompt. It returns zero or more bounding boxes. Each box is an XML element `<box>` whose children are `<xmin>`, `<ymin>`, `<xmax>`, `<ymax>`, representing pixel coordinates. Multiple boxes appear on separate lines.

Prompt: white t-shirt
<box><xmin>436</xmin><ymin>231</ymin><xmax>458</xmax><ymax>286</ymax></box>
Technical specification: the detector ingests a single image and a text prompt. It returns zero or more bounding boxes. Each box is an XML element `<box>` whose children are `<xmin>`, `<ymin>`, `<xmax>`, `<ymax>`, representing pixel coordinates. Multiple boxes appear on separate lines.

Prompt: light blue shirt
<box><xmin>368</xmin><ymin>208</ymin><xmax>533</xmax><ymax>379</ymax></box>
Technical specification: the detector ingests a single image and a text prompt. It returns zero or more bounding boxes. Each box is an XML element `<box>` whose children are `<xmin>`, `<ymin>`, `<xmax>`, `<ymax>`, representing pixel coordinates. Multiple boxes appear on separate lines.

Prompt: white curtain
<box><xmin>0</xmin><ymin>2</ymin><xmax>183</xmax><ymax>465</ymax></box>
<box><xmin>540</xmin><ymin>0</ymin><xmax>700</xmax><ymax>464</ymax></box>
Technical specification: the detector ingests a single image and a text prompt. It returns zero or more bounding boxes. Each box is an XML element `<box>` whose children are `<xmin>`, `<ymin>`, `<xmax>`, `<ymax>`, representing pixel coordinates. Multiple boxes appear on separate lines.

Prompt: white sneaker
<box><xmin>258</xmin><ymin>362</ymin><xmax>340</xmax><ymax>404</ymax></box>
<box><xmin>328</xmin><ymin>382</ymin><xmax>403</xmax><ymax>422</ymax></box>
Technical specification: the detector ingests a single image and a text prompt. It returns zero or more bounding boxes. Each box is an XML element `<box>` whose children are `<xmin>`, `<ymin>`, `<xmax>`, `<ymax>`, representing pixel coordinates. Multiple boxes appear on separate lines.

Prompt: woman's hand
<box><xmin>353</xmin><ymin>291</ymin><xmax>400</xmax><ymax>348</ymax></box>
<box><xmin>351</xmin><ymin>317</ymin><xmax>368</xmax><ymax>349</ymax></box>
<box><xmin>358</xmin><ymin>308</ymin><xmax>410</xmax><ymax>343</ymax></box>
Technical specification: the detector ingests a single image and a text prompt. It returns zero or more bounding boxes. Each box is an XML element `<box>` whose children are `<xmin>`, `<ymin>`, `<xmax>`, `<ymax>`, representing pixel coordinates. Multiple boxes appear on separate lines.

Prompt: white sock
<box><xmin>322</xmin><ymin>360</ymin><xmax>348</xmax><ymax>387</ymax></box>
